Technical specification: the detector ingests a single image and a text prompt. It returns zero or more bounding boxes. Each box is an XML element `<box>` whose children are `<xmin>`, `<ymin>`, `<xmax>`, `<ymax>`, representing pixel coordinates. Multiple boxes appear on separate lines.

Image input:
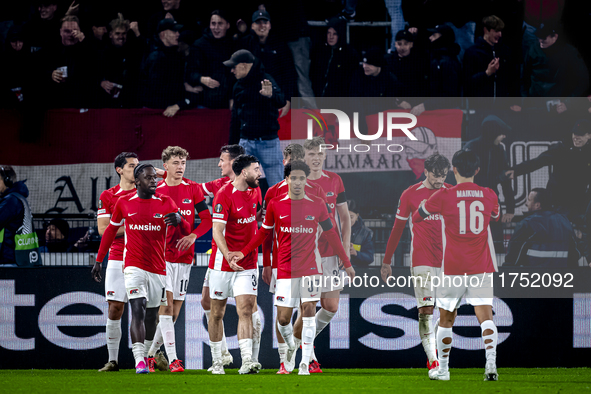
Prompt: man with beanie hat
<box><xmin>350</xmin><ymin>48</ymin><xmax>396</xmax><ymax>97</ymax></box>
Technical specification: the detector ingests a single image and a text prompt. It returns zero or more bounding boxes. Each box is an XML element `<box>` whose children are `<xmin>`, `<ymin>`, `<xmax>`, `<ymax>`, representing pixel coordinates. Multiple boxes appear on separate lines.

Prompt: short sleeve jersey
<box><xmin>264</xmin><ymin>180</ymin><xmax>327</xmax><ymax>269</ymax></box>
<box><xmin>397</xmin><ymin>182</ymin><xmax>452</xmax><ymax>268</ymax></box>
<box><xmin>263</xmin><ymin>194</ymin><xmax>329</xmax><ymax>279</ymax></box>
<box><xmin>110</xmin><ymin>192</ymin><xmax>180</xmax><ymax>275</ymax></box>
<box><xmin>97</xmin><ymin>185</ymin><xmax>136</xmax><ymax>261</ymax></box>
<box><xmin>157</xmin><ymin>178</ymin><xmax>206</xmax><ymax>264</ymax></box>
<box><xmin>422</xmin><ymin>183</ymin><xmax>500</xmax><ymax>275</ymax></box>
<box><xmin>201</xmin><ymin>177</ymin><xmax>232</xmax><ymax>199</ymax></box>
<box><xmin>209</xmin><ymin>183</ymin><xmax>262</xmax><ymax>271</ymax></box>
<box><xmin>307</xmin><ymin>171</ymin><xmax>346</xmax><ymax>257</ymax></box>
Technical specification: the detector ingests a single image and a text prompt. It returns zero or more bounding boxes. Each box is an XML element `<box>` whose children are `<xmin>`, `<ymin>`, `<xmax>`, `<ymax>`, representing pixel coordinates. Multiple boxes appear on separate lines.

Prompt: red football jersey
<box><xmin>110</xmin><ymin>192</ymin><xmax>180</xmax><ymax>275</ymax></box>
<box><xmin>263</xmin><ymin>194</ymin><xmax>329</xmax><ymax>279</ymax></box>
<box><xmin>264</xmin><ymin>180</ymin><xmax>327</xmax><ymax>269</ymax></box>
<box><xmin>209</xmin><ymin>183</ymin><xmax>262</xmax><ymax>271</ymax></box>
<box><xmin>97</xmin><ymin>185</ymin><xmax>136</xmax><ymax>261</ymax></box>
<box><xmin>397</xmin><ymin>182</ymin><xmax>452</xmax><ymax>268</ymax></box>
<box><xmin>415</xmin><ymin>182</ymin><xmax>500</xmax><ymax>275</ymax></box>
<box><xmin>157</xmin><ymin>178</ymin><xmax>206</xmax><ymax>264</ymax></box>
<box><xmin>202</xmin><ymin>177</ymin><xmax>232</xmax><ymax>199</ymax></box>
<box><xmin>307</xmin><ymin>171</ymin><xmax>346</xmax><ymax>257</ymax></box>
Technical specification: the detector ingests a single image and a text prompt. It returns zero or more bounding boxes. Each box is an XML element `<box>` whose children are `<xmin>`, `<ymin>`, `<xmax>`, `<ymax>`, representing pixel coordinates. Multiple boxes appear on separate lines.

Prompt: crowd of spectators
<box><xmin>1</xmin><ymin>0</ymin><xmax>590</xmax><ymax>115</ymax></box>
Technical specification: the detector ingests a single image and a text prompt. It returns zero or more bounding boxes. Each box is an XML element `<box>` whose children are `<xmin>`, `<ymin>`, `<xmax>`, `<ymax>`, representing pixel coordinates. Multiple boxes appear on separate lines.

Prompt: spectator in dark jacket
<box><xmin>186</xmin><ymin>10</ymin><xmax>235</xmax><ymax>109</ymax></box>
<box><xmin>310</xmin><ymin>17</ymin><xmax>359</xmax><ymax>98</ymax></box>
<box><xmin>140</xmin><ymin>19</ymin><xmax>192</xmax><ymax>117</ymax></box>
<box><xmin>98</xmin><ymin>14</ymin><xmax>146</xmax><ymax>108</ymax></box>
<box><xmin>40</xmin><ymin>218</ymin><xmax>70</xmax><ymax>253</ymax></box>
<box><xmin>144</xmin><ymin>0</ymin><xmax>200</xmax><ymax>42</ymax></box>
<box><xmin>44</xmin><ymin>15</ymin><xmax>99</xmax><ymax>108</ymax></box>
<box><xmin>386</xmin><ymin>30</ymin><xmax>429</xmax><ymax>109</ymax></box>
<box><xmin>348</xmin><ymin>200</ymin><xmax>375</xmax><ymax>267</ymax></box>
<box><xmin>350</xmin><ymin>48</ymin><xmax>396</xmax><ymax>98</ymax></box>
<box><xmin>506</xmin><ymin>120</ymin><xmax>591</xmax><ymax>220</ymax></box>
<box><xmin>0</xmin><ymin>166</ymin><xmax>39</xmax><ymax>266</ymax></box>
<box><xmin>224</xmin><ymin>49</ymin><xmax>286</xmax><ymax>187</ymax></box>
<box><xmin>463</xmin><ymin>15</ymin><xmax>519</xmax><ymax>99</ymax></box>
<box><xmin>1</xmin><ymin>24</ymin><xmax>30</xmax><ymax>108</ymax></box>
<box><xmin>504</xmin><ymin>188</ymin><xmax>580</xmax><ymax>267</ymax></box>
<box><xmin>464</xmin><ymin>115</ymin><xmax>516</xmax><ymax>252</ymax></box>
<box><xmin>410</xmin><ymin>25</ymin><xmax>461</xmax><ymax>116</ymax></box>
<box><xmin>524</xmin><ymin>23</ymin><xmax>589</xmax><ymax>98</ymax></box>
<box><xmin>237</xmin><ymin>10</ymin><xmax>296</xmax><ymax>118</ymax></box>
<box><xmin>24</xmin><ymin>1</ymin><xmax>62</xmax><ymax>53</ymax></box>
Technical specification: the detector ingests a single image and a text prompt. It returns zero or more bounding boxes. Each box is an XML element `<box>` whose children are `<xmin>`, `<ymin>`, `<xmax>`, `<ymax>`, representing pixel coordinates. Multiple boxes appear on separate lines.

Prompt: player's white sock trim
<box><xmin>106</xmin><ymin>318</ymin><xmax>121</xmax><ymax>363</ymax></box>
<box><xmin>252</xmin><ymin>311</ymin><xmax>262</xmax><ymax>362</ymax></box>
<box><xmin>315</xmin><ymin>308</ymin><xmax>336</xmax><ymax>337</ymax></box>
<box><xmin>132</xmin><ymin>342</ymin><xmax>145</xmax><ymax>367</ymax></box>
<box><xmin>480</xmin><ymin>320</ymin><xmax>498</xmax><ymax>363</ymax></box>
<box><xmin>144</xmin><ymin>340</ymin><xmax>153</xmax><ymax>359</ymax></box>
<box><xmin>278</xmin><ymin>322</ymin><xmax>295</xmax><ymax>349</ymax></box>
<box><xmin>148</xmin><ymin>323</ymin><xmax>163</xmax><ymax>357</ymax></box>
<box><xmin>210</xmin><ymin>340</ymin><xmax>223</xmax><ymax>362</ymax></box>
<box><xmin>278</xmin><ymin>342</ymin><xmax>288</xmax><ymax>363</ymax></box>
<box><xmin>437</xmin><ymin>327</ymin><xmax>453</xmax><ymax>371</ymax></box>
<box><xmin>239</xmin><ymin>338</ymin><xmax>253</xmax><ymax>360</ymax></box>
<box><xmin>302</xmin><ymin>317</ymin><xmax>316</xmax><ymax>364</ymax></box>
<box><xmin>160</xmin><ymin>315</ymin><xmax>177</xmax><ymax>361</ymax></box>
<box><xmin>418</xmin><ymin>313</ymin><xmax>436</xmax><ymax>363</ymax></box>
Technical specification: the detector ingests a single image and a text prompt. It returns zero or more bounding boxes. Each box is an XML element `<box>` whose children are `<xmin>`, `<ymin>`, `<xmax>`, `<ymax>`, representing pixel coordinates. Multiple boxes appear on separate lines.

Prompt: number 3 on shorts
<box><xmin>252</xmin><ymin>274</ymin><xmax>257</xmax><ymax>288</ymax></box>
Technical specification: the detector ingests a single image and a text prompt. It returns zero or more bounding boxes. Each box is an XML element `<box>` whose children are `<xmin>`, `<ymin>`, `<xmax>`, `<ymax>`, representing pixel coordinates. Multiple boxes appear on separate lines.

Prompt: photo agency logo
<box><xmin>305</xmin><ymin>109</ymin><xmax>418</xmax><ymax>152</ymax></box>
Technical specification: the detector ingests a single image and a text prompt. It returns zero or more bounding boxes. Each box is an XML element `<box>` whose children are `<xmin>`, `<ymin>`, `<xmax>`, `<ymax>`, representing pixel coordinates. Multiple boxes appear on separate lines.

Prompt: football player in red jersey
<box><xmin>207</xmin><ymin>155</ymin><xmax>263</xmax><ymax>374</ymax></box>
<box><xmin>92</xmin><ymin>152</ymin><xmax>138</xmax><ymax>372</ymax></box>
<box><xmin>96</xmin><ymin>164</ymin><xmax>191</xmax><ymax>374</ymax></box>
<box><xmin>146</xmin><ymin>146</ymin><xmax>212</xmax><ymax>373</ymax></box>
<box><xmin>262</xmin><ymin>143</ymin><xmax>327</xmax><ymax>373</ymax></box>
<box><xmin>300</xmin><ymin>136</ymin><xmax>351</xmax><ymax>372</ymax></box>
<box><xmin>231</xmin><ymin>160</ymin><xmax>355</xmax><ymax>375</ymax></box>
<box><xmin>381</xmin><ymin>153</ymin><xmax>451</xmax><ymax>377</ymax></box>
<box><xmin>413</xmin><ymin>150</ymin><xmax>500</xmax><ymax>381</ymax></box>
<box><xmin>201</xmin><ymin>144</ymin><xmax>245</xmax><ymax>369</ymax></box>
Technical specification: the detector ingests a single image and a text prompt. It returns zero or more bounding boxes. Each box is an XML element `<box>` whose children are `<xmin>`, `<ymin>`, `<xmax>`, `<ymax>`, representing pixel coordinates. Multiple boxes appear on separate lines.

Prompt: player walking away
<box><xmin>413</xmin><ymin>150</ymin><xmax>500</xmax><ymax>381</ymax></box>
<box><xmin>231</xmin><ymin>161</ymin><xmax>355</xmax><ymax>375</ymax></box>
<box><xmin>146</xmin><ymin>146</ymin><xmax>213</xmax><ymax>373</ymax></box>
<box><xmin>200</xmin><ymin>144</ymin><xmax>244</xmax><ymax>369</ymax></box>
<box><xmin>96</xmin><ymin>164</ymin><xmax>192</xmax><ymax>374</ymax></box>
<box><xmin>207</xmin><ymin>155</ymin><xmax>263</xmax><ymax>375</ymax></box>
<box><xmin>92</xmin><ymin>152</ymin><xmax>138</xmax><ymax>372</ymax></box>
<box><xmin>381</xmin><ymin>153</ymin><xmax>451</xmax><ymax>378</ymax></box>
<box><xmin>262</xmin><ymin>143</ymin><xmax>327</xmax><ymax>374</ymax></box>
<box><xmin>290</xmin><ymin>136</ymin><xmax>350</xmax><ymax>373</ymax></box>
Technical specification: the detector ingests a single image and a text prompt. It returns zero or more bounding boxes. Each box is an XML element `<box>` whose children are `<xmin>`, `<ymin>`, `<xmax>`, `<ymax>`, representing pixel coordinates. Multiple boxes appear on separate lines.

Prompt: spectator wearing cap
<box><xmin>43</xmin><ymin>15</ymin><xmax>100</xmax><ymax>108</ymax></box>
<box><xmin>348</xmin><ymin>200</ymin><xmax>375</xmax><ymax>268</ymax></box>
<box><xmin>87</xmin><ymin>13</ymin><xmax>110</xmax><ymax>52</ymax></box>
<box><xmin>237</xmin><ymin>10</ymin><xmax>296</xmax><ymax>118</ymax></box>
<box><xmin>524</xmin><ymin>23</ymin><xmax>589</xmax><ymax>98</ymax></box>
<box><xmin>385</xmin><ymin>29</ymin><xmax>429</xmax><ymax>110</ymax></box>
<box><xmin>409</xmin><ymin>25</ymin><xmax>462</xmax><ymax>116</ymax></box>
<box><xmin>350</xmin><ymin>48</ymin><xmax>396</xmax><ymax>97</ymax></box>
<box><xmin>140</xmin><ymin>19</ymin><xmax>193</xmax><ymax>117</ymax></box>
<box><xmin>40</xmin><ymin>218</ymin><xmax>70</xmax><ymax>253</ymax></box>
<box><xmin>1</xmin><ymin>24</ymin><xmax>31</xmax><ymax>108</ymax></box>
<box><xmin>464</xmin><ymin>115</ymin><xmax>516</xmax><ymax>251</ymax></box>
<box><xmin>506</xmin><ymin>120</ymin><xmax>591</xmax><ymax>220</ymax></box>
<box><xmin>98</xmin><ymin>14</ymin><xmax>146</xmax><ymax>108</ymax></box>
<box><xmin>310</xmin><ymin>17</ymin><xmax>359</xmax><ymax>98</ymax></box>
<box><xmin>24</xmin><ymin>1</ymin><xmax>62</xmax><ymax>53</ymax></box>
<box><xmin>504</xmin><ymin>188</ymin><xmax>580</xmax><ymax>268</ymax></box>
<box><xmin>463</xmin><ymin>15</ymin><xmax>520</xmax><ymax>99</ymax></box>
<box><xmin>144</xmin><ymin>0</ymin><xmax>199</xmax><ymax>43</ymax></box>
<box><xmin>186</xmin><ymin>10</ymin><xmax>235</xmax><ymax>109</ymax></box>
<box><xmin>224</xmin><ymin>49</ymin><xmax>286</xmax><ymax>187</ymax></box>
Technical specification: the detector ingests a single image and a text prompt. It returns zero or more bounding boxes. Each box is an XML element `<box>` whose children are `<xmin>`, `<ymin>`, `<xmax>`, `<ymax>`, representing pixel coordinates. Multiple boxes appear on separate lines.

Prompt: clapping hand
<box><xmin>260</xmin><ymin>79</ymin><xmax>273</xmax><ymax>97</ymax></box>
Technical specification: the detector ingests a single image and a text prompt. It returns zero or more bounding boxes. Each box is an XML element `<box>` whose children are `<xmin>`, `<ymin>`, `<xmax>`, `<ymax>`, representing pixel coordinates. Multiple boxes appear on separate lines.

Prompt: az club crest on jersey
<box><xmin>306</xmin><ymin>215</ymin><xmax>315</xmax><ymax>220</ymax></box>
<box><xmin>214</xmin><ymin>204</ymin><xmax>223</xmax><ymax>213</ymax></box>
<box><xmin>252</xmin><ymin>203</ymin><xmax>256</xmax><ymax>209</ymax></box>
<box><xmin>183</xmin><ymin>198</ymin><xmax>192</xmax><ymax>204</ymax></box>
<box><xmin>154</xmin><ymin>213</ymin><xmax>163</xmax><ymax>218</ymax></box>
<box><xmin>327</xmin><ymin>192</ymin><xmax>335</xmax><ymax>197</ymax></box>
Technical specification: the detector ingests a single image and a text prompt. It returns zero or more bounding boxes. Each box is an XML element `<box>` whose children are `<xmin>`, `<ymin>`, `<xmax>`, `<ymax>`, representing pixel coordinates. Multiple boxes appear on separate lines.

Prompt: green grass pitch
<box><xmin>3</xmin><ymin>368</ymin><xmax>591</xmax><ymax>393</ymax></box>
